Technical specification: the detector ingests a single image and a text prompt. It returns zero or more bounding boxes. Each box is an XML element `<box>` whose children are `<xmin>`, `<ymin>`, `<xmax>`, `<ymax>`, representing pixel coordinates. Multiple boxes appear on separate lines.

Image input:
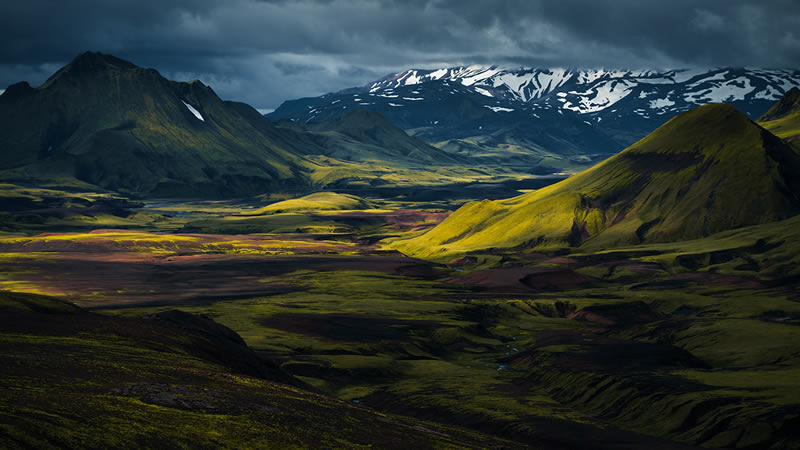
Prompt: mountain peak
<box><xmin>40</xmin><ymin>52</ymin><xmax>140</xmax><ymax>88</ymax></box>
<box><xmin>627</xmin><ymin>103</ymin><xmax>754</xmax><ymax>157</ymax></box>
<box><xmin>759</xmin><ymin>87</ymin><xmax>800</xmax><ymax>122</ymax></box>
<box><xmin>0</xmin><ymin>51</ymin><xmax>311</xmax><ymax>197</ymax></box>
<box><xmin>65</xmin><ymin>51</ymin><xmax>137</xmax><ymax>72</ymax></box>
<box><xmin>0</xmin><ymin>81</ymin><xmax>34</xmax><ymax>100</ymax></box>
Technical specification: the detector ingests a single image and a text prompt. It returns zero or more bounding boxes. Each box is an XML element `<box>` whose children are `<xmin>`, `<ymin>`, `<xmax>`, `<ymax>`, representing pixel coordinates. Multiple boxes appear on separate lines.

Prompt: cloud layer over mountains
<box><xmin>2</xmin><ymin>0</ymin><xmax>799</xmax><ymax>110</ymax></box>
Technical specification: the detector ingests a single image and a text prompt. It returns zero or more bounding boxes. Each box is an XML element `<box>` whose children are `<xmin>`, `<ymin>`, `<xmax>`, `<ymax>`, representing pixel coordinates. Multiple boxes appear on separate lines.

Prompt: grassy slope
<box><xmin>393</xmin><ymin>104</ymin><xmax>800</xmax><ymax>260</ymax></box>
<box><xmin>0</xmin><ymin>291</ymin><xmax>519</xmax><ymax>449</ymax></box>
<box><xmin>758</xmin><ymin>86</ymin><xmax>800</xmax><ymax>143</ymax></box>
<box><xmin>585</xmin><ymin>213</ymin><xmax>800</xmax><ymax>278</ymax></box>
<box><xmin>97</xmin><ymin>269</ymin><xmax>712</xmax><ymax>449</ymax></box>
<box><xmin>92</xmin><ymin>248</ymin><xmax>800</xmax><ymax>448</ymax></box>
<box><xmin>1</xmin><ymin>197</ymin><xmax>799</xmax><ymax>447</ymax></box>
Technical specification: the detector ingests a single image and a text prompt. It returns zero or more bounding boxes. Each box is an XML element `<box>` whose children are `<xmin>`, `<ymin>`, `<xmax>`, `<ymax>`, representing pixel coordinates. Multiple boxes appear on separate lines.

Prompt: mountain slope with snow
<box><xmin>269</xmin><ymin>66</ymin><xmax>800</xmax><ymax>171</ymax></box>
<box><xmin>0</xmin><ymin>52</ymin><xmax>315</xmax><ymax>197</ymax></box>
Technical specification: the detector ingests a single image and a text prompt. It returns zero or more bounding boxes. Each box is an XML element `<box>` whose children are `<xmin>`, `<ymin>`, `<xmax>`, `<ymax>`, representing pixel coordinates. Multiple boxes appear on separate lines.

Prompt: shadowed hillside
<box><xmin>393</xmin><ymin>103</ymin><xmax>800</xmax><ymax>259</ymax></box>
<box><xmin>0</xmin><ymin>291</ymin><xmax>520</xmax><ymax>449</ymax></box>
<box><xmin>277</xmin><ymin>109</ymin><xmax>467</xmax><ymax>166</ymax></box>
<box><xmin>0</xmin><ymin>52</ymin><xmax>312</xmax><ymax>198</ymax></box>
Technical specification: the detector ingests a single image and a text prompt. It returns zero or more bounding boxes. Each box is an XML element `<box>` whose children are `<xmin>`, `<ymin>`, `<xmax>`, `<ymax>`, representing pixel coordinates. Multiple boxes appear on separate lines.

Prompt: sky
<box><xmin>1</xmin><ymin>0</ymin><xmax>799</xmax><ymax>111</ymax></box>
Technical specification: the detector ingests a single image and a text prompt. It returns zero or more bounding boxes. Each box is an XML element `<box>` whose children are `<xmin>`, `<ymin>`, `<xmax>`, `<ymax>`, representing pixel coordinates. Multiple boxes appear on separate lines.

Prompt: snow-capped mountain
<box><xmin>363</xmin><ymin>66</ymin><xmax>799</xmax><ymax>117</ymax></box>
<box><xmin>268</xmin><ymin>66</ymin><xmax>800</xmax><ymax>171</ymax></box>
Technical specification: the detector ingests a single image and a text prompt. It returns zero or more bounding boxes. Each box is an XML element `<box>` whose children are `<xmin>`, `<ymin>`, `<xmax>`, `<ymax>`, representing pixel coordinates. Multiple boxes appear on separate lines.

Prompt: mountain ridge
<box><xmin>0</xmin><ymin>51</ymin><xmax>475</xmax><ymax>197</ymax></box>
<box><xmin>276</xmin><ymin>109</ymin><xmax>468</xmax><ymax>166</ymax></box>
<box><xmin>0</xmin><ymin>51</ymin><xmax>313</xmax><ymax>197</ymax></box>
<box><xmin>270</xmin><ymin>66</ymin><xmax>800</xmax><ymax>171</ymax></box>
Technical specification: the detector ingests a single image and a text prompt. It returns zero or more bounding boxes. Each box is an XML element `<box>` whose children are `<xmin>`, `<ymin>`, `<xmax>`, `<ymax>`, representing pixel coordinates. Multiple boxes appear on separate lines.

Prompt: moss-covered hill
<box><xmin>393</xmin><ymin>103</ymin><xmax>800</xmax><ymax>259</ymax></box>
<box><xmin>0</xmin><ymin>291</ymin><xmax>518</xmax><ymax>449</ymax></box>
<box><xmin>245</xmin><ymin>191</ymin><xmax>376</xmax><ymax>215</ymax></box>
<box><xmin>758</xmin><ymin>86</ymin><xmax>800</xmax><ymax>144</ymax></box>
<box><xmin>0</xmin><ymin>52</ymin><xmax>313</xmax><ymax>198</ymax></box>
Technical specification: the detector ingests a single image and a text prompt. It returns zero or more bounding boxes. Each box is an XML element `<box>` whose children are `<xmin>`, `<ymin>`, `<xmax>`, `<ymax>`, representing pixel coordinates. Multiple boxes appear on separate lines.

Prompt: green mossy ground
<box><xmin>1</xmin><ymin>181</ymin><xmax>799</xmax><ymax>447</ymax></box>
<box><xmin>759</xmin><ymin>86</ymin><xmax>800</xmax><ymax>142</ymax></box>
<box><xmin>0</xmin><ymin>291</ymin><xmax>520</xmax><ymax>449</ymax></box>
<box><xmin>2</xmin><ymin>103</ymin><xmax>800</xmax><ymax>447</ymax></box>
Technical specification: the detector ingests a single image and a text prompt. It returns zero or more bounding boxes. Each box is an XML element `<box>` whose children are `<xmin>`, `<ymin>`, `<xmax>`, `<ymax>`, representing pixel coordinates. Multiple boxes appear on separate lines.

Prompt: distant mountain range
<box><xmin>0</xmin><ymin>52</ymin><xmax>459</xmax><ymax>197</ymax></box>
<box><xmin>393</xmin><ymin>90</ymin><xmax>800</xmax><ymax>259</ymax></box>
<box><xmin>269</xmin><ymin>66</ymin><xmax>800</xmax><ymax>171</ymax></box>
<box><xmin>273</xmin><ymin>109</ymin><xmax>466</xmax><ymax>166</ymax></box>
<box><xmin>4</xmin><ymin>53</ymin><xmax>798</xmax><ymax>198</ymax></box>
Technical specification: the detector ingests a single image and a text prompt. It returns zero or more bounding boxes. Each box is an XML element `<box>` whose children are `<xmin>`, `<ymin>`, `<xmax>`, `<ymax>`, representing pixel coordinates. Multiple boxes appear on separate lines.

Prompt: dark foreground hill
<box><xmin>0</xmin><ymin>291</ymin><xmax>518</xmax><ymax>448</ymax></box>
<box><xmin>0</xmin><ymin>52</ymin><xmax>314</xmax><ymax>198</ymax></box>
<box><xmin>393</xmin><ymin>103</ymin><xmax>800</xmax><ymax>259</ymax></box>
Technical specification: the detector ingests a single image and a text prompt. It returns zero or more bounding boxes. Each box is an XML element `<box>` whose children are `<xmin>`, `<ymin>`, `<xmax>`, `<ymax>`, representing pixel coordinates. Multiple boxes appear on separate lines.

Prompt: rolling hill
<box><xmin>392</xmin><ymin>103</ymin><xmax>800</xmax><ymax>259</ymax></box>
<box><xmin>0</xmin><ymin>52</ymin><xmax>316</xmax><ymax>198</ymax></box>
<box><xmin>243</xmin><ymin>191</ymin><xmax>375</xmax><ymax>215</ymax></box>
<box><xmin>0</xmin><ymin>291</ymin><xmax>517</xmax><ymax>448</ymax></box>
<box><xmin>275</xmin><ymin>109</ymin><xmax>466</xmax><ymax>166</ymax></box>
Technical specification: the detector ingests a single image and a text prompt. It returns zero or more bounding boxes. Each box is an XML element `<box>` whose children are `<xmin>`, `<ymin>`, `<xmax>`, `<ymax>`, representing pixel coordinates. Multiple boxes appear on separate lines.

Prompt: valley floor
<box><xmin>1</xmin><ymin>189</ymin><xmax>799</xmax><ymax>449</ymax></box>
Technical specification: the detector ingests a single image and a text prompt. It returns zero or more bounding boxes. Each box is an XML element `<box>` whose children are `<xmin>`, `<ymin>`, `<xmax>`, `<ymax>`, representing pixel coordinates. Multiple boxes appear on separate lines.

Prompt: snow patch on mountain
<box><xmin>182</xmin><ymin>101</ymin><xmax>204</xmax><ymax>121</ymax></box>
<box><xmin>484</xmin><ymin>105</ymin><xmax>515</xmax><ymax>112</ymax></box>
<box><xmin>460</xmin><ymin>67</ymin><xmax>501</xmax><ymax>86</ymax></box>
<box><xmin>562</xmin><ymin>79</ymin><xmax>636</xmax><ymax>113</ymax></box>
<box><xmin>685</xmin><ymin>77</ymin><xmax>754</xmax><ymax>103</ymax></box>
<box><xmin>272</xmin><ymin>66</ymin><xmax>800</xmax><ymax>135</ymax></box>
<box><xmin>429</xmin><ymin>68</ymin><xmax>448</xmax><ymax>80</ymax></box>
<box><xmin>649</xmin><ymin>97</ymin><xmax>676</xmax><ymax>109</ymax></box>
<box><xmin>360</xmin><ymin>66</ymin><xmax>800</xmax><ymax>118</ymax></box>
<box><xmin>668</xmin><ymin>68</ymin><xmax>708</xmax><ymax>83</ymax></box>
<box><xmin>754</xmin><ymin>85</ymin><xmax>782</xmax><ymax>100</ymax></box>
<box><xmin>688</xmin><ymin>71</ymin><xmax>729</xmax><ymax>87</ymax></box>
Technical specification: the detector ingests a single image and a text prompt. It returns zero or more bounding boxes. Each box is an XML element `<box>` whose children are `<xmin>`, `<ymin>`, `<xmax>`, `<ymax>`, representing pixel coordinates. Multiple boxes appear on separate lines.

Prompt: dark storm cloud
<box><xmin>1</xmin><ymin>0</ymin><xmax>799</xmax><ymax>109</ymax></box>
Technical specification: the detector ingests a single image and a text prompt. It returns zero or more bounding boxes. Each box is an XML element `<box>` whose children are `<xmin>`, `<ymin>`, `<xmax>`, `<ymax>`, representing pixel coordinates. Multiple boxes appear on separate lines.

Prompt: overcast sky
<box><xmin>2</xmin><ymin>0</ymin><xmax>799</xmax><ymax>111</ymax></box>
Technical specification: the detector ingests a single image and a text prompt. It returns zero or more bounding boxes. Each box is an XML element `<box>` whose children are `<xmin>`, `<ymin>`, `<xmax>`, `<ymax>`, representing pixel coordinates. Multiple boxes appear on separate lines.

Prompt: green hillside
<box><xmin>0</xmin><ymin>52</ymin><xmax>311</xmax><ymax>198</ymax></box>
<box><xmin>758</xmin><ymin>86</ymin><xmax>800</xmax><ymax>143</ymax></box>
<box><xmin>393</xmin><ymin>104</ymin><xmax>800</xmax><ymax>259</ymax></box>
<box><xmin>244</xmin><ymin>191</ymin><xmax>376</xmax><ymax>215</ymax></box>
